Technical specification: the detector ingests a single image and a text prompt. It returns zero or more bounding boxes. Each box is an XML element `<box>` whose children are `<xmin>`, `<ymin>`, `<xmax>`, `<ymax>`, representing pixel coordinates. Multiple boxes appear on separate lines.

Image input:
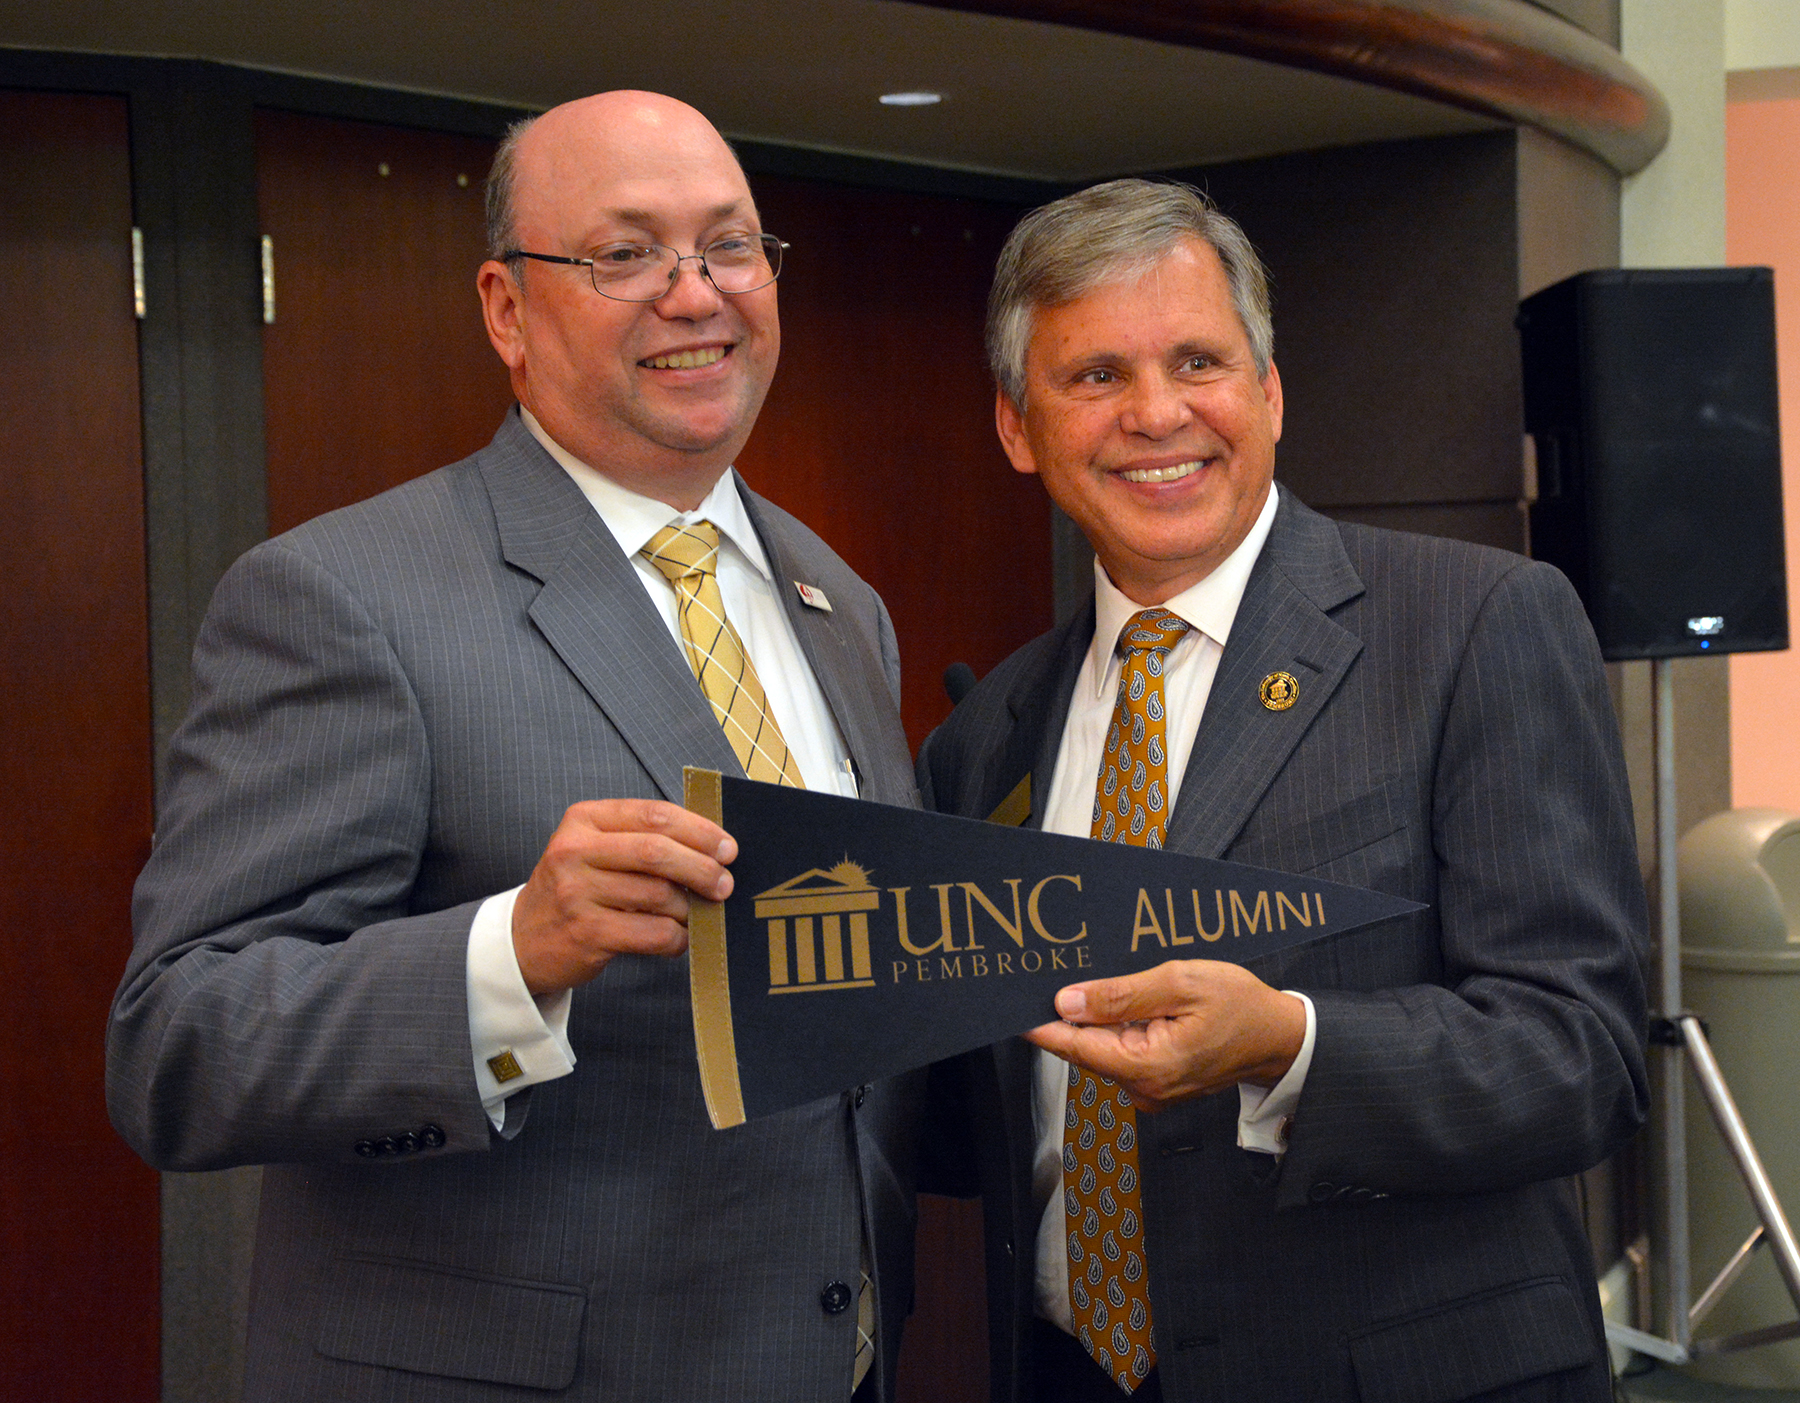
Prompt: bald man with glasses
<box><xmin>110</xmin><ymin>91</ymin><xmax>923</xmax><ymax>1403</ymax></box>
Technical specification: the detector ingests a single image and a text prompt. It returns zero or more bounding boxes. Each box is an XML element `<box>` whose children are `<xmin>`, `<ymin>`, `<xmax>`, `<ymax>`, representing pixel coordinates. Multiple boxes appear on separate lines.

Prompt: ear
<box><xmin>994</xmin><ymin>387</ymin><xmax>1038</xmax><ymax>477</ymax></box>
<box><xmin>1261</xmin><ymin>359</ymin><xmax>1284</xmax><ymax>444</ymax></box>
<box><xmin>477</xmin><ymin>260</ymin><xmax>527</xmax><ymax>372</ymax></box>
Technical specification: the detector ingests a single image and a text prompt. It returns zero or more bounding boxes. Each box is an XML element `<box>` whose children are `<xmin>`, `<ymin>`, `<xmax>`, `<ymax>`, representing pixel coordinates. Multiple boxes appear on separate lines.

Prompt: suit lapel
<box><xmin>1164</xmin><ymin>494</ymin><xmax>1366</xmax><ymax>859</ymax></box>
<box><xmin>1021</xmin><ymin>603</ymin><xmax>1094</xmax><ymax>829</ymax></box>
<box><xmin>479</xmin><ymin>416</ymin><xmax>739</xmax><ymax>802</ymax></box>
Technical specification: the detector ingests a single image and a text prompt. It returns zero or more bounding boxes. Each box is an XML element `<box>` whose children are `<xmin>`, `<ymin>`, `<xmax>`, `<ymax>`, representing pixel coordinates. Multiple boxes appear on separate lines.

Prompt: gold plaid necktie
<box><xmin>641</xmin><ymin>521</ymin><xmax>804</xmax><ymax>788</ymax></box>
<box><xmin>1067</xmin><ymin>606</ymin><xmax>1189</xmax><ymax>1393</ymax></box>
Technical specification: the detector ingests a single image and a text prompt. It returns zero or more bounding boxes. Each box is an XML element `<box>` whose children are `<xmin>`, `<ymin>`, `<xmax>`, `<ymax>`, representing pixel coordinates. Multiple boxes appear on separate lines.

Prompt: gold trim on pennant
<box><xmin>684</xmin><ymin>766</ymin><xmax>747</xmax><ymax>1129</ymax></box>
<box><xmin>985</xmin><ymin>772</ymin><xmax>1032</xmax><ymax>828</ymax></box>
<box><xmin>1260</xmin><ymin>672</ymin><xmax>1300</xmax><ymax>711</ymax></box>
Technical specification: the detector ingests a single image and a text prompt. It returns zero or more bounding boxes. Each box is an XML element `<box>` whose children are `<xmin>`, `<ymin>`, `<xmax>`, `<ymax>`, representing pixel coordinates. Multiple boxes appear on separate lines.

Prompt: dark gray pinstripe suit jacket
<box><xmin>109</xmin><ymin>412</ymin><xmax>925</xmax><ymax>1402</ymax></box>
<box><xmin>918</xmin><ymin>493</ymin><xmax>1649</xmax><ymax>1403</ymax></box>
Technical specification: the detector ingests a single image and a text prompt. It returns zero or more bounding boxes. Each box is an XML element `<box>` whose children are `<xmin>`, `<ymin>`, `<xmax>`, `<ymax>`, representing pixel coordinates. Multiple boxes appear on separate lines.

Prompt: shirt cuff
<box><xmin>1236</xmin><ymin>990</ymin><xmax>1315</xmax><ymax>1156</ymax></box>
<box><xmin>468</xmin><ymin>885</ymin><xmax>576</xmax><ymax>1130</ymax></box>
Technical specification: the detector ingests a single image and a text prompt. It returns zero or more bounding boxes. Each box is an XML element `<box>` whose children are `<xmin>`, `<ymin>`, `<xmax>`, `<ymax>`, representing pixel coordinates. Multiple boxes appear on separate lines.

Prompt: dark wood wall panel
<box><xmin>256</xmin><ymin>109</ymin><xmax>515</xmax><ymax>534</ymax></box>
<box><xmin>1174</xmin><ymin>131</ymin><xmax>1526</xmax><ymax>550</ymax></box>
<box><xmin>0</xmin><ymin>87</ymin><xmax>160</xmax><ymax>1401</ymax></box>
<box><xmin>739</xmin><ymin>174</ymin><xmax>1052</xmax><ymax>746</ymax></box>
<box><xmin>899</xmin><ymin>1193</ymin><xmax>989</xmax><ymax>1398</ymax></box>
<box><xmin>134</xmin><ymin>61</ymin><xmax>274</xmax><ymax>778</ymax></box>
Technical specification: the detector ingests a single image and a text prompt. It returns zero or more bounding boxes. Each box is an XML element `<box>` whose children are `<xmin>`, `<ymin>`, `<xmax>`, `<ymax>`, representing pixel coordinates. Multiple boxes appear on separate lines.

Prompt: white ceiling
<box><xmin>1</xmin><ymin>0</ymin><xmax>1500</xmax><ymax>181</ymax></box>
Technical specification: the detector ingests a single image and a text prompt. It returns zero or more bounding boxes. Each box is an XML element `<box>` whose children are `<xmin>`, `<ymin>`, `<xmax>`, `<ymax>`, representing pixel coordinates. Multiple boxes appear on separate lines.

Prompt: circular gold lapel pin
<box><xmin>1260</xmin><ymin>671</ymin><xmax>1299</xmax><ymax>711</ymax></box>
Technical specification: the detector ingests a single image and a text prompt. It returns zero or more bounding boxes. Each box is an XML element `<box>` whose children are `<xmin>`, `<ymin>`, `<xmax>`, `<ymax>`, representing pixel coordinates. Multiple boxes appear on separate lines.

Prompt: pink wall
<box><xmin>1726</xmin><ymin>96</ymin><xmax>1800</xmax><ymax>811</ymax></box>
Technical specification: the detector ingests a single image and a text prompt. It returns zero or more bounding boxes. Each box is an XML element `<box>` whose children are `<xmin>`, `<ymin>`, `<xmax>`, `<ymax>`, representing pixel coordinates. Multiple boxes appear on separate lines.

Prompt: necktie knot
<box><xmin>641</xmin><ymin>520</ymin><xmax>721</xmax><ymax>583</ymax></box>
<box><xmin>1117</xmin><ymin>607</ymin><xmax>1189</xmax><ymax>657</ymax></box>
<box><xmin>637</xmin><ymin>518</ymin><xmax>802</xmax><ymax>789</ymax></box>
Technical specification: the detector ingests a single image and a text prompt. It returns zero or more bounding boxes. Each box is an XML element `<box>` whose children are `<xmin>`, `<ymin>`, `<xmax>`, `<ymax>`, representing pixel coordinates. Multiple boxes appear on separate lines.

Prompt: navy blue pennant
<box><xmin>686</xmin><ymin>769</ymin><xmax>1422</xmax><ymax>1128</ymax></box>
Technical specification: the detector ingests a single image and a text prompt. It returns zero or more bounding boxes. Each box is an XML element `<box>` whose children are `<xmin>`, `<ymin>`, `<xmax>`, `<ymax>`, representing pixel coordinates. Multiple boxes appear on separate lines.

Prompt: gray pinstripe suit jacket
<box><xmin>109</xmin><ymin>411</ymin><xmax>925</xmax><ymax>1402</ymax></box>
<box><xmin>917</xmin><ymin>493</ymin><xmax>1649</xmax><ymax>1403</ymax></box>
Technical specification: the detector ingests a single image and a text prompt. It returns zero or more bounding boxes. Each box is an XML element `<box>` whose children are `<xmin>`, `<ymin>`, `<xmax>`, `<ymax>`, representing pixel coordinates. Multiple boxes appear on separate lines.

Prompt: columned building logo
<box><xmin>755</xmin><ymin>861</ymin><xmax>878</xmax><ymax>993</ymax></box>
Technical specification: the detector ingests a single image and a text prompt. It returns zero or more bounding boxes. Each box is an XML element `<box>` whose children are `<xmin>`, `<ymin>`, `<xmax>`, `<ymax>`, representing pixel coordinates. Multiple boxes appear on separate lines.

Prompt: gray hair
<box><xmin>485</xmin><ymin>115</ymin><xmax>539</xmax><ymax>270</ymax></box>
<box><xmin>987</xmin><ymin>178</ymin><xmax>1273</xmax><ymax>405</ymax></box>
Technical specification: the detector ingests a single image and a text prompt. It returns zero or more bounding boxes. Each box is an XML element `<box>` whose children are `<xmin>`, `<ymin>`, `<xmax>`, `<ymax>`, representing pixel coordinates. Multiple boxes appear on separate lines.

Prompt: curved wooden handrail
<box><xmin>911</xmin><ymin>0</ymin><xmax>1669</xmax><ymax>175</ymax></box>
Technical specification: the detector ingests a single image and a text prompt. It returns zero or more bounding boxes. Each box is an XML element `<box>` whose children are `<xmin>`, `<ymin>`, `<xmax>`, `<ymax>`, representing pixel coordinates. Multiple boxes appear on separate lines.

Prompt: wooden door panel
<box><xmin>0</xmin><ymin>86</ymin><xmax>159</xmax><ymax>1402</ymax></box>
<box><xmin>256</xmin><ymin>109</ymin><xmax>514</xmax><ymax>534</ymax></box>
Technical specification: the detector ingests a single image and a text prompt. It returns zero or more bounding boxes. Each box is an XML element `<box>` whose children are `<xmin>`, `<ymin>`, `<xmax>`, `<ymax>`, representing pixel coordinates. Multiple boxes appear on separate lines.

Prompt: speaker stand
<box><xmin>1606</xmin><ymin>658</ymin><xmax>1800</xmax><ymax>1366</ymax></box>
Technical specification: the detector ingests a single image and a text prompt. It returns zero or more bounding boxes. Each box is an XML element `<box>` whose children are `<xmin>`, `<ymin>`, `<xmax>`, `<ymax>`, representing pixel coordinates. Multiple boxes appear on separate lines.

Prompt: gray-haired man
<box><xmin>921</xmin><ymin>179</ymin><xmax>1648</xmax><ymax>1403</ymax></box>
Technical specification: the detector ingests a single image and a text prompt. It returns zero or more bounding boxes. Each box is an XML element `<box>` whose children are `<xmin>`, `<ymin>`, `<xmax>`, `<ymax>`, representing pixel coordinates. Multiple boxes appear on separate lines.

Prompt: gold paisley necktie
<box><xmin>1067</xmin><ymin>606</ymin><xmax>1188</xmax><ymax>1392</ymax></box>
<box><xmin>640</xmin><ymin>520</ymin><xmax>804</xmax><ymax>788</ymax></box>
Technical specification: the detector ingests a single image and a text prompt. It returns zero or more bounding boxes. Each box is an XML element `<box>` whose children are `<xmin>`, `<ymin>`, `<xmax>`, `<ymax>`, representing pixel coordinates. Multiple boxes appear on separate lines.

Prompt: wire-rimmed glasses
<box><xmin>501</xmin><ymin>233</ymin><xmax>786</xmax><ymax>302</ymax></box>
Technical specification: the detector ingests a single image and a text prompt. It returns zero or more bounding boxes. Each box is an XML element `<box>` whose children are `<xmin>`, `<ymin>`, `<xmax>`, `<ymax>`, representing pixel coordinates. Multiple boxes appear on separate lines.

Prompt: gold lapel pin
<box><xmin>1260</xmin><ymin>671</ymin><xmax>1299</xmax><ymax>711</ymax></box>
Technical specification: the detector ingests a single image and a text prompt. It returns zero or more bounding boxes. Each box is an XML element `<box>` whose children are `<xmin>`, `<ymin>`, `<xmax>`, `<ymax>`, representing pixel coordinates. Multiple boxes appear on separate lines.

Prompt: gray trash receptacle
<box><xmin>1679</xmin><ymin>807</ymin><xmax>1800</xmax><ymax>1388</ymax></box>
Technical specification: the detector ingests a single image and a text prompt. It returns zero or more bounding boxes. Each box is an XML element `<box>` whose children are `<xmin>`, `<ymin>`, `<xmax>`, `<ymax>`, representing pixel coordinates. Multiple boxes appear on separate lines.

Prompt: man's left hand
<box><xmin>1026</xmin><ymin>960</ymin><xmax>1307</xmax><ymax>1113</ymax></box>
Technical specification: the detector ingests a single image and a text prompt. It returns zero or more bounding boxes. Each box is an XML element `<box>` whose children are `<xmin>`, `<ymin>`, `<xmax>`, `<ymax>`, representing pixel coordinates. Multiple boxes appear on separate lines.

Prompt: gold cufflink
<box><xmin>487</xmin><ymin>1050</ymin><xmax>524</xmax><ymax>1083</ymax></box>
<box><xmin>1260</xmin><ymin>672</ymin><xmax>1299</xmax><ymax>711</ymax></box>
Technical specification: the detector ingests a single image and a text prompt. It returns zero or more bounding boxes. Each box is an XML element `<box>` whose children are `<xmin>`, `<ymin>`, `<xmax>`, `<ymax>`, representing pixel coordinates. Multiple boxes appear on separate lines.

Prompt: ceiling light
<box><xmin>879</xmin><ymin>91</ymin><xmax>943</xmax><ymax>107</ymax></box>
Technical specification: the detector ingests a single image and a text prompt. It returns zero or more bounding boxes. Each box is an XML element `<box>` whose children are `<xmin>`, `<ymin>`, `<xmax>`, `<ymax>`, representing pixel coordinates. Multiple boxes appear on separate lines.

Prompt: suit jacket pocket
<box><xmin>1277</xmin><ymin>781</ymin><xmax>1406</xmax><ymax>876</ymax></box>
<box><xmin>1346</xmin><ymin>1276</ymin><xmax>1594</xmax><ymax>1403</ymax></box>
<box><xmin>317</xmin><ymin>1253</ymin><xmax>586</xmax><ymax>1389</ymax></box>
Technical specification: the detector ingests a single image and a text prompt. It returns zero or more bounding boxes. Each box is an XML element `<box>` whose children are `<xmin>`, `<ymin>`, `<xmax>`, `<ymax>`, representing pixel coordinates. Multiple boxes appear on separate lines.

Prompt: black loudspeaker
<box><xmin>1517</xmin><ymin>268</ymin><xmax>1789</xmax><ymax>660</ymax></box>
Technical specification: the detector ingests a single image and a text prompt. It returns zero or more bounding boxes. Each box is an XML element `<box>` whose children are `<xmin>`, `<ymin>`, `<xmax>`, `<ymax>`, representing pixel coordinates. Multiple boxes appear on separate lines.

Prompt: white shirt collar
<box><xmin>519</xmin><ymin>407</ymin><xmax>773</xmax><ymax>580</ymax></box>
<box><xmin>1088</xmin><ymin>482</ymin><xmax>1281</xmax><ymax>697</ymax></box>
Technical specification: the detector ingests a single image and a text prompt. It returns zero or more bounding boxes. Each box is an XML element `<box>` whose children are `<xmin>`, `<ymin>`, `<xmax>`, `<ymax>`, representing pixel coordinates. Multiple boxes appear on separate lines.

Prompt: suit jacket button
<box><xmin>854</xmin><ymin>1085</ymin><xmax>867</xmax><ymax>1109</ymax></box>
<box><xmin>820</xmin><ymin>1281</ymin><xmax>853</xmax><ymax>1314</ymax></box>
<box><xmin>394</xmin><ymin>1132</ymin><xmax>421</xmax><ymax>1154</ymax></box>
<box><xmin>1307</xmin><ymin>1182</ymin><xmax>1336</xmax><ymax>1204</ymax></box>
<box><xmin>420</xmin><ymin>1124</ymin><xmax>446</xmax><ymax>1148</ymax></box>
<box><xmin>354</xmin><ymin>1140</ymin><xmax>378</xmax><ymax>1157</ymax></box>
<box><xmin>374</xmin><ymin>1136</ymin><xmax>400</xmax><ymax>1156</ymax></box>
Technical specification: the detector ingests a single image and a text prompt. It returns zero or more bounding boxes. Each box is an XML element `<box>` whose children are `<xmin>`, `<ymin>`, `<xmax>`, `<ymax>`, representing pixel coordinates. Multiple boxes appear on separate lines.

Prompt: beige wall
<box><xmin>1725</xmin><ymin>94</ymin><xmax>1800</xmax><ymax>810</ymax></box>
<box><xmin>1617</xmin><ymin>0</ymin><xmax>1735</xmax><ymax>836</ymax></box>
<box><xmin>1623</xmin><ymin>1</ymin><xmax>1727</xmax><ymax>268</ymax></box>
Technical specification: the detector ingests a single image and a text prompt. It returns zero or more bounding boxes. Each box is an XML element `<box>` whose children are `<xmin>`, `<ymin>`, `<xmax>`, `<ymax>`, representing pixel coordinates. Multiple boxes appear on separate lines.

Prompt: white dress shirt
<box><xmin>1030</xmin><ymin>483</ymin><xmax>1319</xmax><ymax>1331</ymax></box>
<box><xmin>465</xmin><ymin>410</ymin><xmax>855</xmax><ymax>1127</ymax></box>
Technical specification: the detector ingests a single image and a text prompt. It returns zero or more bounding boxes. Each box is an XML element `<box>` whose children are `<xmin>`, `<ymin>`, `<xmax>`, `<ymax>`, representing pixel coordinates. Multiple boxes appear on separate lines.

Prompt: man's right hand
<box><xmin>511</xmin><ymin>799</ymin><xmax>736</xmax><ymax>995</ymax></box>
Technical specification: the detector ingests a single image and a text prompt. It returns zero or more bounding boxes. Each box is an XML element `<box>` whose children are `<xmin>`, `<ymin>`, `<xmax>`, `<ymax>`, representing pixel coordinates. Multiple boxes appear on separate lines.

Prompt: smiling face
<box><xmin>477</xmin><ymin>92</ymin><xmax>779</xmax><ymax>509</ymax></box>
<box><xmin>996</xmin><ymin>237</ymin><xmax>1282</xmax><ymax>605</ymax></box>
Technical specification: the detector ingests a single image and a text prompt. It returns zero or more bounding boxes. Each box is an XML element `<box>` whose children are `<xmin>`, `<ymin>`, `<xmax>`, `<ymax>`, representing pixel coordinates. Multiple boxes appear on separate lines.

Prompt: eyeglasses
<box><xmin>501</xmin><ymin>234</ymin><xmax>787</xmax><ymax>302</ymax></box>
